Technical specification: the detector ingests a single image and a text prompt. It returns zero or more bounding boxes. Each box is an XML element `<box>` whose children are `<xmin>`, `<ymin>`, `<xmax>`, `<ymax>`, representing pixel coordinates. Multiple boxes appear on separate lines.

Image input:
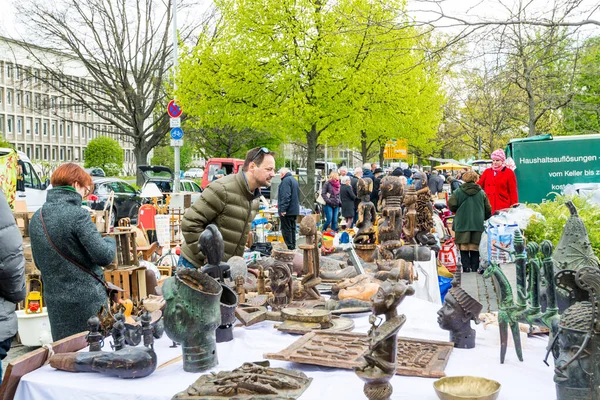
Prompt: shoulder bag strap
<box><xmin>39</xmin><ymin>209</ymin><xmax>109</xmax><ymax>290</ymax></box>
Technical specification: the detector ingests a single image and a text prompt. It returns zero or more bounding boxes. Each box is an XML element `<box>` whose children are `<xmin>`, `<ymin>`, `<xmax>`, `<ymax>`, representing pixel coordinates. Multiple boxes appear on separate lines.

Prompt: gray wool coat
<box><xmin>30</xmin><ymin>187</ymin><xmax>116</xmax><ymax>341</ymax></box>
<box><xmin>0</xmin><ymin>190</ymin><xmax>26</xmax><ymax>342</ymax></box>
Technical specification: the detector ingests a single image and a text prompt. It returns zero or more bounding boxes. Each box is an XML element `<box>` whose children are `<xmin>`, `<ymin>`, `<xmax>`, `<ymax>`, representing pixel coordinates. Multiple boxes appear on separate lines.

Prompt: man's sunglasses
<box><xmin>251</xmin><ymin>147</ymin><xmax>271</xmax><ymax>162</ymax></box>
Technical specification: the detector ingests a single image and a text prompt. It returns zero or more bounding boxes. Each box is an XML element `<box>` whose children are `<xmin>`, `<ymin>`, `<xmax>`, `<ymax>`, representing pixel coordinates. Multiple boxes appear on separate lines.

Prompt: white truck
<box><xmin>0</xmin><ymin>148</ymin><xmax>48</xmax><ymax>212</ymax></box>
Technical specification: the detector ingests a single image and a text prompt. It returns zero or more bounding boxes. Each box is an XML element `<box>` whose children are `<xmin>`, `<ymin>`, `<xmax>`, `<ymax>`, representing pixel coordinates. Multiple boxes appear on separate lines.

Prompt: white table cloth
<box><xmin>15</xmin><ymin>296</ymin><xmax>555</xmax><ymax>399</ymax></box>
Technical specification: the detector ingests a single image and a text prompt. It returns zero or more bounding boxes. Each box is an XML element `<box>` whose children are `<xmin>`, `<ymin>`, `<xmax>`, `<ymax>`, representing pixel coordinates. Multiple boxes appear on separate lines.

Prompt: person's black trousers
<box><xmin>280</xmin><ymin>215</ymin><xmax>297</xmax><ymax>250</ymax></box>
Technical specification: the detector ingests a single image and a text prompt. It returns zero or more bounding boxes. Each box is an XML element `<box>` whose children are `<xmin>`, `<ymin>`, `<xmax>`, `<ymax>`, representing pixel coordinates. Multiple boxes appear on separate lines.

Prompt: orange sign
<box><xmin>384</xmin><ymin>139</ymin><xmax>408</xmax><ymax>160</ymax></box>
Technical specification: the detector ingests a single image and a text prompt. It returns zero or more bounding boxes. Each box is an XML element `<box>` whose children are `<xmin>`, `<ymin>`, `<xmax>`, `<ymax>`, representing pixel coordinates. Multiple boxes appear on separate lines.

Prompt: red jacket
<box><xmin>477</xmin><ymin>167</ymin><xmax>518</xmax><ymax>213</ymax></box>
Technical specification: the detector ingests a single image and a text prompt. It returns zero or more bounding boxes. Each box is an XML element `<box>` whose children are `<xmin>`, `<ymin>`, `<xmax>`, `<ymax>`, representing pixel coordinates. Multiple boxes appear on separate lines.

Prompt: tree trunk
<box><xmin>306</xmin><ymin>124</ymin><xmax>318</xmax><ymax>211</ymax></box>
<box><xmin>378</xmin><ymin>142</ymin><xmax>385</xmax><ymax>167</ymax></box>
<box><xmin>360</xmin><ymin>130</ymin><xmax>368</xmax><ymax>164</ymax></box>
<box><xmin>134</xmin><ymin>145</ymin><xmax>151</xmax><ymax>187</ymax></box>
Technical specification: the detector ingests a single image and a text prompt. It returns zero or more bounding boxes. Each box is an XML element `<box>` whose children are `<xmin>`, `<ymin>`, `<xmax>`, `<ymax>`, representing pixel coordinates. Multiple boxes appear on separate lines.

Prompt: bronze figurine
<box><xmin>86</xmin><ymin>316</ymin><xmax>103</xmax><ymax>352</ymax></box>
<box><xmin>355</xmin><ymin>268</ymin><xmax>415</xmax><ymax>400</ymax></box>
<box><xmin>437</xmin><ymin>284</ymin><xmax>483</xmax><ymax>349</ymax></box>
<box><xmin>198</xmin><ymin>224</ymin><xmax>231</xmax><ymax>282</ymax></box>
<box><xmin>162</xmin><ymin>268</ymin><xmax>223</xmax><ymax>372</ymax></box>
<box><xmin>266</xmin><ymin>262</ymin><xmax>293</xmax><ymax>311</ymax></box>
<box><xmin>217</xmin><ymin>284</ymin><xmax>238</xmax><ymax>343</ymax></box>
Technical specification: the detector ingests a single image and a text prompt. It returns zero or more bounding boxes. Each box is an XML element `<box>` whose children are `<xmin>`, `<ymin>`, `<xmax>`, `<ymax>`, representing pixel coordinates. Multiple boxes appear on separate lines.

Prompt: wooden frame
<box><xmin>104</xmin><ymin>266</ymin><xmax>147</xmax><ymax>302</ymax></box>
<box><xmin>0</xmin><ymin>332</ymin><xmax>88</xmax><ymax>400</ymax></box>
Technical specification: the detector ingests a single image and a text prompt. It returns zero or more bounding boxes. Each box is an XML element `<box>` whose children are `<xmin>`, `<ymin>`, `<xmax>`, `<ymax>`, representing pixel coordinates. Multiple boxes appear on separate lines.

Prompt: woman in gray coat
<box><xmin>0</xmin><ymin>189</ymin><xmax>26</xmax><ymax>382</ymax></box>
<box><xmin>30</xmin><ymin>163</ymin><xmax>116</xmax><ymax>340</ymax></box>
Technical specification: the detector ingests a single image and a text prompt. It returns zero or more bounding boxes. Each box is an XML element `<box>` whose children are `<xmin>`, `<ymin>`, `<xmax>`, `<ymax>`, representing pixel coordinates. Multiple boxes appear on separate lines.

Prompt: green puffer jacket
<box><xmin>181</xmin><ymin>171</ymin><xmax>260</xmax><ymax>268</ymax></box>
<box><xmin>448</xmin><ymin>182</ymin><xmax>492</xmax><ymax>233</ymax></box>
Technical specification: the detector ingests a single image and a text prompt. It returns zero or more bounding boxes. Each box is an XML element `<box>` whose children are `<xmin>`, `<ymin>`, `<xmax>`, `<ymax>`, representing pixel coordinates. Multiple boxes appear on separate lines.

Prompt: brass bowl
<box><xmin>433</xmin><ymin>376</ymin><xmax>501</xmax><ymax>400</ymax></box>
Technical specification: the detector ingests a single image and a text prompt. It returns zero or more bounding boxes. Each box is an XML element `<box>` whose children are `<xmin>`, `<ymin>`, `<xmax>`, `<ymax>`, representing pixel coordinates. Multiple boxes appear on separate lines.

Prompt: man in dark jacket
<box><xmin>181</xmin><ymin>147</ymin><xmax>276</xmax><ymax>268</ymax></box>
<box><xmin>427</xmin><ymin>170</ymin><xmax>444</xmax><ymax>195</ymax></box>
<box><xmin>277</xmin><ymin>168</ymin><xmax>300</xmax><ymax>250</ymax></box>
<box><xmin>0</xmin><ymin>190</ymin><xmax>26</xmax><ymax>383</ymax></box>
<box><xmin>370</xmin><ymin>167</ymin><xmax>384</xmax><ymax>211</ymax></box>
<box><xmin>351</xmin><ymin>167</ymin><xmax>362</xmax><ymax>224</ymax></box>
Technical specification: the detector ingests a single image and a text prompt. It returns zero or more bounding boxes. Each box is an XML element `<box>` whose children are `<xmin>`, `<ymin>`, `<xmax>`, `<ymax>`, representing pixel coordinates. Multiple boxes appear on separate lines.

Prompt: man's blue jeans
<box><xmin>322</xmin><ymin>205</ymin><xmax>339</xmax><ymax>231</ymax></box>
<box><xmin>177</xmin><ymin>255</ymin><xmax>197</xmax><ymax>269</ymax></box>
<box><xmin>0</xmin><ymin>337</ymin><xmax>12</xmax><ymax>385</ymax></box>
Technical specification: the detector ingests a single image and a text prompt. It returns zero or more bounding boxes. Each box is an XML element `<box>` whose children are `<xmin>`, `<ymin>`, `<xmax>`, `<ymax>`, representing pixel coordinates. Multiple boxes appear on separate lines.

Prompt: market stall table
<box><xmin>14</xmin><ymin>296</ymin><xmax>554</xmax><ymax>400</ymax></box>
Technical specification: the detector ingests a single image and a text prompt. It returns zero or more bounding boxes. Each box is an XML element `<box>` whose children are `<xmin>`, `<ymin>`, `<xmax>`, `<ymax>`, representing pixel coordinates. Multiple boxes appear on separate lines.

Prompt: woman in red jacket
<box><xmin>477</xmin><ymin>149</ymin><xmax>518</xmax><ymax>213</ymax></box>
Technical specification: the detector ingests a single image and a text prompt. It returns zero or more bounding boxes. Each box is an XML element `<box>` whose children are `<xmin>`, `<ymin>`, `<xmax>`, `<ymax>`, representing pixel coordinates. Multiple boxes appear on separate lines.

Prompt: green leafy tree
<box><xmin>178</xmin><ymin>0</ymin><xmax>444</xmax><ymax>207</ymax></box>
<box><xmin>0</xmin><ymin>137</ymin><xmax>14</xmax><ymax>148</ymax></box>
<box><xmin>84</xmin><ymin>137</ymin><xmax>124</xmax><ymax>176</ymax></box>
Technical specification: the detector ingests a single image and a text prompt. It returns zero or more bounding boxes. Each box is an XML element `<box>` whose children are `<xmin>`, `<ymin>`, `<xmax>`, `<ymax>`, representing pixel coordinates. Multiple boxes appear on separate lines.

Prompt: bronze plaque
<box><xmin>265</xmin><ymin>331</ymin><xmax>453</xmax><ymax>378</ymax></box>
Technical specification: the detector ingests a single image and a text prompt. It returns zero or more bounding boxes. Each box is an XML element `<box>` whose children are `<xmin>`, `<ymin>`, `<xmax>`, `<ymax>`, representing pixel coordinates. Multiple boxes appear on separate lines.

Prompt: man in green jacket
<box><xmin>180</xmin><ymin>147</ymin><xmax>276</xmax><ymax>269</ymax></box>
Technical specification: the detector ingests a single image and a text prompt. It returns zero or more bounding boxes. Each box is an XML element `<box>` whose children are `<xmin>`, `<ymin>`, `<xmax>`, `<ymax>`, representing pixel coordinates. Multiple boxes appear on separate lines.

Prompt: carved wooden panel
<box><xmin>265</xmin><ymin>331</ymin><xmax>453</xmax><ymax>378</ymax></box>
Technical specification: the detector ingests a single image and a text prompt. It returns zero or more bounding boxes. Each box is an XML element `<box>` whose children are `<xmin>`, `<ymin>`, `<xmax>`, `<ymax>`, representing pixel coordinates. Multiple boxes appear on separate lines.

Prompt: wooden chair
<box><xmin>0</xmin><ymin>332</ymin><xmax>88</xmax><ymax>400</ymax></box>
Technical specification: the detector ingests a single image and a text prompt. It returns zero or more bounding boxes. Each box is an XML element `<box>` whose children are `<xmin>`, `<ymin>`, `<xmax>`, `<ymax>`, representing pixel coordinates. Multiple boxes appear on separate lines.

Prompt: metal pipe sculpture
<box><xmin>354</xmin><ymin>267</ymin><xmax>415</xmax><ymax>400</ymax></box>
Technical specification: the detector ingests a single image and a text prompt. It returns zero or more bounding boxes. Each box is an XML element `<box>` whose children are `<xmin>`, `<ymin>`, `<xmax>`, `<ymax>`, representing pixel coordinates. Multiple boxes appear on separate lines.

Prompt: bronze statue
<box><xmin>198</xmin><ymin>224</ymin><xmax>231</xmax><ymax>282</ymax></box>
<box><xmin>267</xmin><ymin>262</ymin><xmax>293</xmax><ymax>311</ymax></box>
<box><xmin>141</xmin><ymin>312</ymin><xmax>154</xmax><ymax>350</ymax></box>
<box><xmin>297</xmin><ymin>216</ymin><xmax>322</xmax><ymax>300</ymax></box>
<box><xmin>172</xmin><ymin>361</ymin><xmax>312</xmax><ymax>399</ymax></box>
<box><xmin>437</xmin><ymin>284</ymin><xmax>483</xmax><ymax>349</ymax></box>
<box><xmin>86</xmin><ymin>316</ymin><xmax>103</xmax><ymax>352</ymax></box>
<box><xmin>354</xmin><ymin>178</ymin><xmax>377</xmax><ymax>245</ymax></box>
<box><xmin>162</xmin><ymin>268</ymin><xmax>223</xmax><ymax>372</ymax></box>
<box><xmin>377</xmin><ymin>176</ymin><xmax>405</xmax><ymax>272</ymax></box>
<box><xmin>355</xmin><ymin>268</ymin><xmax>415</xmax><ymax>400</ymax></box>
<box><xmin>110</xmin><ymin>320</ymin><xmax>126</xmax><ymax>351</ymax></box>
<box><xmin>549</xmin><ymin>265</ymin><xmax>600</xmax><ymax>400</ymax></box>
<box><xmin>49</xmin><ymin>347</ymin><xmax>157</xmax><ymax>379</ymax></box>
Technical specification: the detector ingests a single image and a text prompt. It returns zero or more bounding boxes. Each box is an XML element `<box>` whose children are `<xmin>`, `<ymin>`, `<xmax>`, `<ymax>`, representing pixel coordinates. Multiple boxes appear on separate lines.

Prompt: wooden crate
<box><xmin>104</xmin><ymin>266</ymin><xmax>147</xmax><ymax>302</ymax></box>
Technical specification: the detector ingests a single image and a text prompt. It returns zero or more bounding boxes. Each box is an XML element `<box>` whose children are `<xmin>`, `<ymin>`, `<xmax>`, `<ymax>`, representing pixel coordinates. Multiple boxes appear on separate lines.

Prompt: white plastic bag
<box><xmin>487</xmin><ymin>223</ymin><xmax>519</xmax><ymax>264</ymax></box>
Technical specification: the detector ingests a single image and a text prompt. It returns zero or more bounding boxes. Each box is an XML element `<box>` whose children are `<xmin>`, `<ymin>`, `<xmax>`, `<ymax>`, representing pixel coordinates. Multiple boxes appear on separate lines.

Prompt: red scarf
<box><xmin>330</xmin><ymin>179</ymin><xmax>340</xmax><ymax>195</ymax></box>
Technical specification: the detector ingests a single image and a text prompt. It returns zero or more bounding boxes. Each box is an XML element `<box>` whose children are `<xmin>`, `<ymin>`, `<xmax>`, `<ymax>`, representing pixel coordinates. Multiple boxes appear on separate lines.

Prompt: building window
<box><xmin>67</xmin><ymin>148</ymin><xmax>71</xmax><ymax>161</ymax></box>
<box><xmin>51</xmin><ymin>122</ymin><xmax>56</xmax><ymax>137</ymax></box>
<box><xmin>34</xmin><ymin>120</ymin><xmax>40</xmax><ymax>136</ymax></box>
<box><xmin>74</xmin><ymin>124</ymin><xmax>79</xmax><ymax>138</ymax></box>
<box><xmin>43</xmin><ymin>121</ymin><xmax>48</xmax><ymax>136</ymax></box>
<box><xmin>15</xmin><ymin>66</ymin><xmax>20</xmax><ymax>80</ymax></box>
<box><xmin>52</xmin><ymin>148</ymin><xmax>56</xmax><ymax>161</ymax></box>
<box><xmin>0</xmin><ymin>88</ymin><xmax>3</xmax><ymax>104</ymax></box>
<box><xmin>6</xmin><ymin>63</ymin><xmax>12</xmax><ymax>78</ymax></box>
<box><xmin>81</xmin><ymin>126</ymin><xmax>86</xmax><ymax>139</ymax></box>
<box><xmin>7</xmin><ymin>89</ymin><xmax>12</xmax><ymax>105</ymax></box>
<box><xmin>67</xmin><ymin>123</ymin><xmax>71</xmax><ymax>138</ymax></box>
<box><xmin>16</xmin><ymin>117</ymin><xmax>22</xmax><ymax>134</ymax></box>
<box><xmin>25</xmin><ymin>92</ymin><xmax>30</xmax><ymax>108</ymax></box>
<box><xmin>26</xmin><ymin>118</ymin><xmax>32</xmax><ymax>136</ymax></box>
<box><xmin>26</xmin><ymin>146</ymin><xmax>31</xmax><ymax>158</ymax></box>
<box><xmin>59</xmin><ymin>123</ymin><xmax>63</xmax><ymax>137</ymax></box>
<box><xmin>50</xmin><ymin>96</ymin><xmax>56</xmax><ymax>109</ymax></box>
<box><xmin>7</xmin><ymin>117</ymin><xmax>13</xmax><ymax>134</ymax></box>
<box><xmin>43</xmin><ymin>147</ymin><xmax>48</xmax><ymax>160</ymax></box>
<box><xmin>0</xmin><ymin>115</ymin><xmax>4</xmax><ymax>134</ymax></box>
<box><xmin>16</xmin><ymin>91</ymin><xmax>21</xmax><ymax>106</ymax></box>
<box><xmin>34</xmin><ymin>94</ymin><xmax>40</xmax><ymax>109</ymax></box>
<box><xmin>35</xmin><ymin>146</ymin><xmax>40</xmax><ymax>160</ymax></box>
<box><xmin>60</xmin><ymin>147</ymin><xmax>64</xmax><ymax>161</ymax></box>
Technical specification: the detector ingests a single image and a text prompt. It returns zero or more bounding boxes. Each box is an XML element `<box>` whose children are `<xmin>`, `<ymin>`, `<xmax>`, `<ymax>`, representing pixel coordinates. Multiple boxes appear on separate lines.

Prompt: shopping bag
<box><xmin>438</xmin><ymin>238</ymin><xmax>458</xmax><ymax>273</ymax></box>
<box><xmin>487</xmin><ymin>223</ymin><xmax>519</xmax><ymax>264</ymax></box>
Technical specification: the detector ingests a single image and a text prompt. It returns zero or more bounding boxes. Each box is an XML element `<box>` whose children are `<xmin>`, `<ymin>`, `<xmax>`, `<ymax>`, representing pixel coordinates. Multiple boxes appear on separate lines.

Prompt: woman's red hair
<box><xmin>51</xmin><ymin>163</ymin><xmax>94</xmax><ymax>192</ymax></box>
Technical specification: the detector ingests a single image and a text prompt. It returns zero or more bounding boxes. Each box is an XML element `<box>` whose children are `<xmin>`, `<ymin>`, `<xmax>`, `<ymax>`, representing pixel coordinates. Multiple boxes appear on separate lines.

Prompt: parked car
<box><xmin>139</xmin><ymin>165</ymin><xmax>203</xmax><ymax>204</ymax></box>
<box><xmin>201</xmin><ymin>158</ymin><xmax>245</xmax><ymax>189</ymax></box>
<box><xmin>87</xmin><ymin>177</ymin><xmax>142</xmax><ymax>227</ymax></box>
<box><xmin>184</xmin><ymin>168</ymin><xmax>204</xmax><ymax>179</ymax></box>
<box><xmin>85</xmin><ymin>167</ymin><xmax>106</xmax><ymax>177</ymax></box>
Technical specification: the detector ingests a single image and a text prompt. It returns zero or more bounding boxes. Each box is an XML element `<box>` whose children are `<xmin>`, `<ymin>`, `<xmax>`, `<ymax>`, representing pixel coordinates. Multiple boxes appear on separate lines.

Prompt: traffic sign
<box><xmin>170</xmin><ymin>127</ymin><xmax>184</xmax><ymax>140</ymax></box>
<box><xmin>170</xmin><ymin>117</ymin><xmax>181</xmax><ymax>128</ymax></box>
<box><xmin>167</xmin><ymin>100</ymin><xmax>182</xmax><ymax>118</ymax></box>
<box><xmin>170</xmin><ymin>139</ymin><xmax>183</xmax><ymax>147</ymax></box>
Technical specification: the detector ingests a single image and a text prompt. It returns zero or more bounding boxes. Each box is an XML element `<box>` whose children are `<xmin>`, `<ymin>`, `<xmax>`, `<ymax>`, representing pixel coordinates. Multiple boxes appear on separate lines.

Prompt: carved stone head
<box><xmin>437</xmin><ymin>286</ymin><xmax>482</xmax><ymax>349</ymax></box>
<box><xmin>357</xmin><ymin>178</ymin><xmax>373</xmax><ymax>198</ymax></box>
<box><xmin>162</xmin><ymin>268</ymin><xmax>222</xmax><ymax>372</ymax></box>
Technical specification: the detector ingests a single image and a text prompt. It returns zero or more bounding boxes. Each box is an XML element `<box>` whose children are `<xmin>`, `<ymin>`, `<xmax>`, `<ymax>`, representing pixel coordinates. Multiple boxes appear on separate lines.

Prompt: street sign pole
<box><xmin>172</xmin><ymin>0</ymin><xmax>180</xmax><ymax>194</ymax></box>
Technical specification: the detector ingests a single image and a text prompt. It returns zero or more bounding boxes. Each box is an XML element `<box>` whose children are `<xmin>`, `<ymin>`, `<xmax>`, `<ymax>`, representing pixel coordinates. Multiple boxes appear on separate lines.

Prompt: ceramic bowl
<box><xmin>433</xmin><ymin>376</ymin><xmax>501</xmax><ymax>400</ymax></box>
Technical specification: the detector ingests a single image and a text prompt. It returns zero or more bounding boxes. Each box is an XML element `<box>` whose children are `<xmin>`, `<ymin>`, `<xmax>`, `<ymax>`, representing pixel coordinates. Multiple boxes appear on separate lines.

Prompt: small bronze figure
<box><xmin>49</xmin><ymin>347</ymin><xmax>157</xmax><ymax>379</ymax></box>
<box><xmin>86</xmin><ymin>316</ymin><xmax>103</xmax><ymax>352</ymax></box>
<box><xmin>437</xmin><ymin>285</ymin><xmax>483</xmax><ymax>349</ymax></box>
<box><xmin>141</xmin><ymin>312</ymin><xmax>154</xmax><ymax>349</ymax></box>
<box><xmin>111</xmin><ymin>320</ymin><xmax>126</xmax><ymax>351</ymax></box>
<box><xmin>355</xmin><ymin>268</ymin><xmax>415</xmax><ymax>400</ymax></box>
<box><xmin>267</xmin><ymin>262</ymin><xmax>293</xmax><ymax>311</ymax></box>
<box><xmin>163</xmin><ymin>268</ymin><xmax>223</xmax><ymax>372</ymax></box>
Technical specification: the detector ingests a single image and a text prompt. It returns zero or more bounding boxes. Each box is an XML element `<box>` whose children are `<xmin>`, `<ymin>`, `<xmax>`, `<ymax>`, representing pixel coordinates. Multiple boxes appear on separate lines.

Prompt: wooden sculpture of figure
<box><xmin>235</xmin><ymin>275</ymin><xmax>246</xmax><ymax>304</ymax></box>
<box><xmin>198</xmin><ymin>224</ymin><xmax>231</xmax><ymax>282</ymax></box>
<box><xmin>298</xmin><ymin>216</ymin><xmax>322</xmax><ymax>300</ymax></box>
<box><xmin>267</xmin><ymin>261</ymin><xmax>293</xmax><ymax>311</ymax></box>
<box><xmin>162</xmin><ymin>268</ymin><xmax>223</xmax><ymax>372</ymax></box>
<box><xmin>415</xmin><ymin>174</ymin><xmax>434</xmax><ymax>237</ymax></box>
<box><xmin>355</xmin><ymin>268</ymin><xmax>415</xmax><ymax>400</ymax></box>
<box><xmin>332</xmin><ymin>274</ymin><xmax>382</xmax><ymax>302</ymax></box>
<box><xmin>437</xmin><ymin>283</ymin><xmax>483</xmax><ymax>349</ymax></box>
<box><xmin>86</xmin><ymin>316</ymin><xmax>103</xmax><ymax>352</ymax></box>
<box><xmin>377</xmin><ymin>176</ymin><xmax>404</xmax><ymax>270</ymax></box>
<box><xmin>354</xmin><ymin>178</ymin><xmax>377</xmax><ymax>244</ymax></box>
<box><xmin>402</xmin><ymin>185</ymin><xmax>418</xmax><ymax>243</ymax></box>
